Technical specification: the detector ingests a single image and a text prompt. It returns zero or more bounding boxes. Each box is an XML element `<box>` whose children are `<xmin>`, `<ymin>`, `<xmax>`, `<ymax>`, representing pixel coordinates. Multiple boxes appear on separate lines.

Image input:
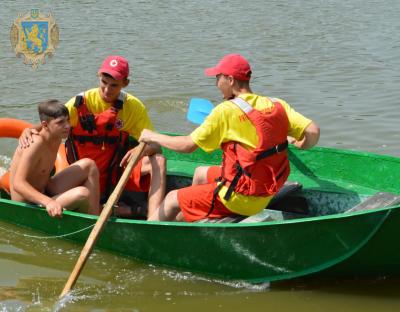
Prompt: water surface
<box><xmin>0</xmin><ymin>0</ymin><xmax>400</xmax><ymax>310</ymax></box>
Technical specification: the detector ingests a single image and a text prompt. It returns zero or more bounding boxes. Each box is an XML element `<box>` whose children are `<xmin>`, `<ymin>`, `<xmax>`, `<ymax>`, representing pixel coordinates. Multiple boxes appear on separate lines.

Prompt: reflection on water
<box><xmin>1</xmin><ymin>219</ymin><xmax>400</xmax><ymax>311</ymax></box>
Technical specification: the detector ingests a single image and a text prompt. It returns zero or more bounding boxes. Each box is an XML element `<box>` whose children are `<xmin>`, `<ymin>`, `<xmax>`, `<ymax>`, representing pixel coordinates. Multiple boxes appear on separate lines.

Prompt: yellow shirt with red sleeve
<box><xmin>65</xmin><ymin>88</ymin><xmax>154</xmax><ymax>140</ymax></box>
<box><xmin>190</xmin><ymin>93</ymin><xmax>312</xmax><ymax>216</ymax></box>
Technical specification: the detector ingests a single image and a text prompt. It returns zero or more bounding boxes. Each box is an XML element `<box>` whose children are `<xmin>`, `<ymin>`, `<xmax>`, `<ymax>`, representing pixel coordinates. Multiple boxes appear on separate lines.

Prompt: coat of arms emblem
<box><xmin>10</xmin><ymin>9</ymin><xmax>59</xmax><ymax>69</ymax></box>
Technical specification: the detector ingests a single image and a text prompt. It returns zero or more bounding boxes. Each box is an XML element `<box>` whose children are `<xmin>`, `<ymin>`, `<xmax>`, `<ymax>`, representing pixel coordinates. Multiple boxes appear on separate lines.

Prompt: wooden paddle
<box><xmin>59</xmin><ymin>142</ymin><xmax>146</xmax><ymax>298</ymax></box>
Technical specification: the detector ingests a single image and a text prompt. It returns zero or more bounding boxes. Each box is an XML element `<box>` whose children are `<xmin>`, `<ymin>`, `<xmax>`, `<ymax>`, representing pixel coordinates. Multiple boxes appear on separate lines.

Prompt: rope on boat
<box><xmin>0</xmin><ymin>223</ymin><xmax>95</xmax><ymax>239</ymax></box>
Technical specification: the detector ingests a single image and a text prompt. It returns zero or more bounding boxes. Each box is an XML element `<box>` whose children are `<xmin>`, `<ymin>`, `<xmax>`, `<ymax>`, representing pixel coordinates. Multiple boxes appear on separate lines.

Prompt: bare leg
<box><xmin>141</xmin><ymin>154</ymin><xmax>166</xmax><ymax>218</ymax></box>
<box><xmin>148</xmin><ymin>190</ymin><xmax>181</xmax><ymax>221</ymax></box>
<box><xmin>52</xmin><ymin>186</ymin><xmax>90</xmax><ymax>213</ymax></box>
<box><xmin>46</xmin><ymin>158</ymin><xmax>100</xmax><ymax>215</ymax></box>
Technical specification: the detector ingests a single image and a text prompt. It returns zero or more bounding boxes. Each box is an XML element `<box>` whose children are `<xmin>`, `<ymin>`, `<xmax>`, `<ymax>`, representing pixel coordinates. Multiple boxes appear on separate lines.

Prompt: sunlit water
<box><xmin>1</xmin><ymin>0</ymin><xmax>400</xmax><ymax>311</ymax></box>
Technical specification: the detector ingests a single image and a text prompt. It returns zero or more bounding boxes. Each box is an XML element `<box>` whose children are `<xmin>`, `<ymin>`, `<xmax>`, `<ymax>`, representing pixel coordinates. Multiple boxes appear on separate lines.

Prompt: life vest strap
<box><xmin>74</xmin><ymin>135</ymin><xmax>119</xmax><ymax>145</ymax></box>
<box><xmin>256</xmin><ymin>140</ymin><xmax>288</xmax><ymax>161</ymax></box>
<box><xmin>79</xmin><ymin>114</ymin><xmax>96</xmax><ymax>133</ymax></box>
<box><xmin>223</xmin><ymin>162</ymin><xmax>244</xmax><ymax>201</ymax></box>
<box><xmin>207</xmin><ymin>179</ymin><xmax>226</xmax><ymax>216</ymax></box>
<box><xmin>74</xmin><ymin>93</ymin><xmax>85</xmax><ymax>107</ymax></box>
<box><xmin>230</xmin><ymin>97</ymin><xmax>253</xmax><ymax>113</ymax></box>
<box><xmin>115</xmin><ymin>91</ymin><xmax>127</xmax><ymax>110</ymax></box>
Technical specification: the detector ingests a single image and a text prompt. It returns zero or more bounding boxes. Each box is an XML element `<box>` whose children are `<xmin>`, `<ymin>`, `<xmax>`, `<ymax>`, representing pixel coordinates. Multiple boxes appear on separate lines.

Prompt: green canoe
<box><xmin>1</xmin><ymin>144</ymin><xmax>400</xmax><ymax>283</ymax></box>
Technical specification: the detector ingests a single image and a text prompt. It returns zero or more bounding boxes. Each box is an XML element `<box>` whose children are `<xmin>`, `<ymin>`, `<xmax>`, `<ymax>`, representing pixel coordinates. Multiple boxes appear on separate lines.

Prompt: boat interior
<box><xmin>122</xmin><ymin>174</ymin><xmax>400</xmax><ymax>223</ymax></box>
<box><xmin>2</xmin><ymin>173</ymin><xmax>400</xmax><ymax>224</ymax></box>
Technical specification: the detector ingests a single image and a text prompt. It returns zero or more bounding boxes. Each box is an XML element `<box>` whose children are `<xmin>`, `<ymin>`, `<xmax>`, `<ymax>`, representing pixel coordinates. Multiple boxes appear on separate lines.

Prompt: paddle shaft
<box><xmin>59</xmin><ymin>142</ymin><xmax>146</xmax><ymax>298</ymax></box>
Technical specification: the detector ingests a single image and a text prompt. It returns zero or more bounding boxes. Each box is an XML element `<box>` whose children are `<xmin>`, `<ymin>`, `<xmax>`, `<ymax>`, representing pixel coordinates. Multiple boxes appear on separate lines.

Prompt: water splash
<box><xmin>0</xmin><ymin>155</ymin><xmax>11</xmax><ymax>175</ymax></box>
<box><xmin>53</xmin><ymin>287</ymin><xmax>98</xmax><ymax>312</ymax></box>
<box><xmin>159</xmin><ymin>269</ymin><xmax>270</xmax><ymax>292</ymax></box>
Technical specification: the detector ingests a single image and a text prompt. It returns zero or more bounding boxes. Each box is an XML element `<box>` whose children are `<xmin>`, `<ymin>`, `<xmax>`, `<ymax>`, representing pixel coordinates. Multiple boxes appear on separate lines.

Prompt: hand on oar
<box><xmin>119</xmin><ymin>143</ymin><xmax>147</xmax><ymax>167</ymax></box>
<box><xmin>59</xmin><ymin>142</ymin><xmax>146</xmax><ymax>298</ymax></box>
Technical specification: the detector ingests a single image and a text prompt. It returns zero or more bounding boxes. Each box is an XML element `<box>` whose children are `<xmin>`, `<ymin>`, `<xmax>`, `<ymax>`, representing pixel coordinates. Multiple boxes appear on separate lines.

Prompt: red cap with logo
<box><xmin>98</xmin><ymin>55</ymin><xmax>129</xmax><ymax>80</ymax></box>
<box><xmin>204</xmin><ymin>54</ymin><xmax>252</xmax><ymax>81</ymax></box>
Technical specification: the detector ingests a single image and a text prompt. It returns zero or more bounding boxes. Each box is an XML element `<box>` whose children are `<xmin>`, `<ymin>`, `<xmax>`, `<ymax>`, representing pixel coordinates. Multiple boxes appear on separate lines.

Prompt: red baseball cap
<box><xmin>98</xmin><ymin>55</ymin><xmax>129</xmax><ymax>80</ymax></box>
<box><xmin>204</xmin><ymin>54</ymin><xmax>252</xmax><ymax>81</ymax></box>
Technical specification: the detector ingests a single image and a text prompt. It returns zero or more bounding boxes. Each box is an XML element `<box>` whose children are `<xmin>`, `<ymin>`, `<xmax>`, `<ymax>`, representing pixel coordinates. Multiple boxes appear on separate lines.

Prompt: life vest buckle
<box><xmin>275</xmin><ymin>140</ymin><xmax>289</xmax><ymax>154</ymax></box>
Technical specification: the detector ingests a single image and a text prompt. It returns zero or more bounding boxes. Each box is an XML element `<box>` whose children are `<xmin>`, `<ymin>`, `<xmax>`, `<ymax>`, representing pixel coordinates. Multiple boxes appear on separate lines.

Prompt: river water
<box><xmin>0</xmin><ymin>0</ymin><xmax>400</xmax><ymax>311</ymax></box>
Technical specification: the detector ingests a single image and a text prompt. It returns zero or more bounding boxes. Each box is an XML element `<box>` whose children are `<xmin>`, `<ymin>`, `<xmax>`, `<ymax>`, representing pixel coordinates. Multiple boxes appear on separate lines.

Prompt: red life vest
<box><xmin>66</xmin><ymin>91</ymin><xmax>129</xmax><ymax>194</ymax></box>
<box><xmin>214</xmin><ymin>97</ymin><xmax>290</xmax><ymax>207</ymax></box>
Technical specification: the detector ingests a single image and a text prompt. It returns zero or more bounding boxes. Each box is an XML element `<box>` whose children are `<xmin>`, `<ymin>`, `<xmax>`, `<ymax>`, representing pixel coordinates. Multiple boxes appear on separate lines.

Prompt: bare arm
<box><xmin>139</xmin><ymin>129</ymin><xmax>198</xmax><ymax>153</ymax></box>
<box><xmin>291</xmin><ymin>121</ymin><xmax>320</xmax><ymax>149</ymax></box>
<box><xmin>19</xmin><ymin>124</ymin><xmax>42</xmax><ymax>148</ymax></box>
<box><xmin>13</xmin><ymin>143</ymin><xmax>62</xmax><ymax>217</ymax></box>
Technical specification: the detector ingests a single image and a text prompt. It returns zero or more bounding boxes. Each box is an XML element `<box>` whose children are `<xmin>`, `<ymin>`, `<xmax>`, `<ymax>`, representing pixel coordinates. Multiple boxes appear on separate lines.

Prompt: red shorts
<box><xmin>177</xmin><ymin>166</ymin><xmax>238</xmax><ymax>222</ymax></box>
<box><xmin>125</xmin><ymin>158</ymin><xmax>151</xmax><ymax>192</ymax></box>
<box><xmin>109</xmin><ymin>158</ymin><xmax>151</xmax><ymax>193</ymax></box>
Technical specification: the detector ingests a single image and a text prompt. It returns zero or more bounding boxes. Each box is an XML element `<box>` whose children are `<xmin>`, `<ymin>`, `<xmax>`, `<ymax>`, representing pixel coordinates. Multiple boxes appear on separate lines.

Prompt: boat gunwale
<box><xmin>1</xmin><ymin>196</ymin><xmax>398</xmax><ymax>228</ymax></box>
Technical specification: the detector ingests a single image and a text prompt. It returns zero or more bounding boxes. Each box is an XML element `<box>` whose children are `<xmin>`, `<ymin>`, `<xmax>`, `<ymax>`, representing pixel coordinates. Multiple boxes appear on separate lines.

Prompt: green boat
<box><xmin>1</xmin><ymin>138</ymin><xmax>400</xmax><ymax>283</ymax></box>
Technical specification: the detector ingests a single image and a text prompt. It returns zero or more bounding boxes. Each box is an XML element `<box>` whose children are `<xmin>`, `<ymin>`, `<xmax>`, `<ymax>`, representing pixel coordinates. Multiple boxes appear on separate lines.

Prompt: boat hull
<box><xmin>2</xmin><ymin>142</ymin><xmax>400</xmax><ymax>282</ymax></box>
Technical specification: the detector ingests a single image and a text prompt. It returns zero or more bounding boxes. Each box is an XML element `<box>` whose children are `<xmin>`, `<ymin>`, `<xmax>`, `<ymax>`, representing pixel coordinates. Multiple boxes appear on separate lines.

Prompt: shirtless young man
<box><xmin>10</xmin><ymin>99</ymin><xmax>101</xmax><ymax>217</ymax></box>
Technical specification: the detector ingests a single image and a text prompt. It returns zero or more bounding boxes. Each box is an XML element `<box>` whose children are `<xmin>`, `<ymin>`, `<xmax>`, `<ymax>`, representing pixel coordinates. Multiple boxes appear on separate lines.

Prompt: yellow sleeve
<box><xmin>65</xmin><ymin>97</ymin><xmax>78</xmax><ymax>127</ymax></box>
<box><xmin>190</xmin><ymin>105</ymin><xmax>226</xmax><ymax>153</ymax></box>
<box><xmin>119</xmin><ymin>95</ymin><xmax>154</xmax><ymax>140</ymax></box>
<box><xmin>277</xmin><ymin>99</ymin><xmax>312</xmax><ymax>140</ymax></box>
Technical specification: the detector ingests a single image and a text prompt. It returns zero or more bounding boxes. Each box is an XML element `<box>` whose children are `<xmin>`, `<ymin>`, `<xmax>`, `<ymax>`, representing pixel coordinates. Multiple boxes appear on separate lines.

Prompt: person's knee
<box><xmin>165</xmin><ymin>189</ymin><xmax>178</xmax><ymax>204</ymax></box>
<box><xmin>78</xmin><ymin>158</ymin><xmax>99</xmax><ymax>176</ymax></box>
<box><xmin>194</xmin><ymin>166</ymin><xmax>206</xmax><ymax>177</ymax></box>
<box><xmin>80</xmin><ymin>158</ymin><xmax>96</xmax><ymax>169</ymax></box>
<box><xmin>193</xmin><ymin>166</ymin><xmax>208</xmax><ymax>184</ymax></box>
<box><xmin>148</xmin><ymin>190</ymin><xmax>180</xmax><ymax>221</ymax></box>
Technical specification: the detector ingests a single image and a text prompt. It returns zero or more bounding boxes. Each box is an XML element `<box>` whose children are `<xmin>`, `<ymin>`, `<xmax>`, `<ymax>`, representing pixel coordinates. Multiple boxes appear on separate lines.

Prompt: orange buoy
<box><xmin>0</xmin><ymin>118</ymin><xmax>69</xmax><ymax>193</ymax></box>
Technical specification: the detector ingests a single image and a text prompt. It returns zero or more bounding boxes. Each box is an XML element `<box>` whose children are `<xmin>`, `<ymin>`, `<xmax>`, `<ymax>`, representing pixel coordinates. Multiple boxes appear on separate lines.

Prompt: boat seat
<box><xmin>196</xmin><ymin>181</ymin><xmax>304</xmax><ymax>224</ymax></box>
<box><xmin>268</xmin><ymin>181</ymin><xmax>302</xmax><ymax>207</ymax></box>
<box><xmin>266</xmin><ymin>181</ymin><xmax>309</xmax><ymax>215</ymax></box>
<box><xmin>239</xmin><ymin>209</ymin><xmax>309</xmax><ymax>223</ymax></box>
<box><xmin>345</xmin><ymin>192</ymin><xmax>400</xmax><ymax>213</ymax></box>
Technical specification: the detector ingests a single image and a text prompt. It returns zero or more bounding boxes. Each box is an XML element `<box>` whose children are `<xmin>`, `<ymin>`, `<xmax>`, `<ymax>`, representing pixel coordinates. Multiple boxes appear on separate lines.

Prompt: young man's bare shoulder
<box><xmin>21</xmin><ymin>135</ymin><xmax>46</xmax><ymax>157</ymax></box>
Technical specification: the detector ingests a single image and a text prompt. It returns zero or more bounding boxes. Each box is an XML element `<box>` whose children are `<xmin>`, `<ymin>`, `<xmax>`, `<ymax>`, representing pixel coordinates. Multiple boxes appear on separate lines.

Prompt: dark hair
<box><xmin>101</xmin><ymin>72</ymin><xmax>114</xmax><ymax>79</ymax></box>
<box><xmin>99</xmin><ymin>72</ymin><xmax>128</xmax><ymax>83</ymax></box>
<box><xmin>38</xmin><ymin>99</ymin><xmax>69</xmax><ymax>122</ymax></box>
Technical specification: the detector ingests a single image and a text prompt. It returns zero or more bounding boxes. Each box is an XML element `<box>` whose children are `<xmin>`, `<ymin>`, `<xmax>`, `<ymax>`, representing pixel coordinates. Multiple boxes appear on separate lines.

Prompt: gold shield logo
<box><xmin>10</xmin><ymin>9</ymin><xmax>59</xmax><ymax>69</ymax></box>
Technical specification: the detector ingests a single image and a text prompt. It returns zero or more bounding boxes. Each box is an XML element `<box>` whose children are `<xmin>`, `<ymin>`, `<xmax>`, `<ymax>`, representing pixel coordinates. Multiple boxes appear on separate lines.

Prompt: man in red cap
<box><xmin>21</xmin><ymin>56</ymin><xmax>166</xmax><ymax>218</ymax></box>
<box><xmin>139</xmin><ymin>53</ymin><xmax>320</xmax><ymax>222</ymax></box>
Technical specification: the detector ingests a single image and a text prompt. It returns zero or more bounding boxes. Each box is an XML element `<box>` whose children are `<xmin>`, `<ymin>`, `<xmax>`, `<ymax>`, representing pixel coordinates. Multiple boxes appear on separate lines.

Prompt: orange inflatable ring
<box><xmin>0</xmin><ymin>118</ymin><xmax>69</xmax><ymax>193</ymax></box>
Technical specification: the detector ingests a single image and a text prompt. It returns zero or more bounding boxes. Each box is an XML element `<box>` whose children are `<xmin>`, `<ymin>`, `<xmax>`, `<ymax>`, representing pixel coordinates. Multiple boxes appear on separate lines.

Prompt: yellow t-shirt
<box><xmin>65</xmin><ymin>88</ymin><xmax>154</xmax><ymax>139</ymax></box>
<box><xmin>190</xmin><ymin>93</ymin><xmax>312</xmax><ymax>216</ymax></box>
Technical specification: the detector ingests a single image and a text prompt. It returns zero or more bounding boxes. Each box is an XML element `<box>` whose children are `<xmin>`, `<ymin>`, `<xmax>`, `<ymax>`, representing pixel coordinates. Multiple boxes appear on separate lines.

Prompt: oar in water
<box><xmin>186</xmin><ymin>98</ymin><xmax>214</xmax><ymax>125</ymax></box>
<box><xmin>59</xmin><ymin>142</ymin><xmax>147</xmax><ymax>298</ymax></box>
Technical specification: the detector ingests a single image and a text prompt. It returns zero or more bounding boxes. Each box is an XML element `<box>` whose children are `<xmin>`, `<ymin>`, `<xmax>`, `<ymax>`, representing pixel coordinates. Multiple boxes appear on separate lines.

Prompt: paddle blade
<box><xmin>187</xmin><ymin>98</ymin><xmax>214</xmax><ymax>124</ymax></box>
